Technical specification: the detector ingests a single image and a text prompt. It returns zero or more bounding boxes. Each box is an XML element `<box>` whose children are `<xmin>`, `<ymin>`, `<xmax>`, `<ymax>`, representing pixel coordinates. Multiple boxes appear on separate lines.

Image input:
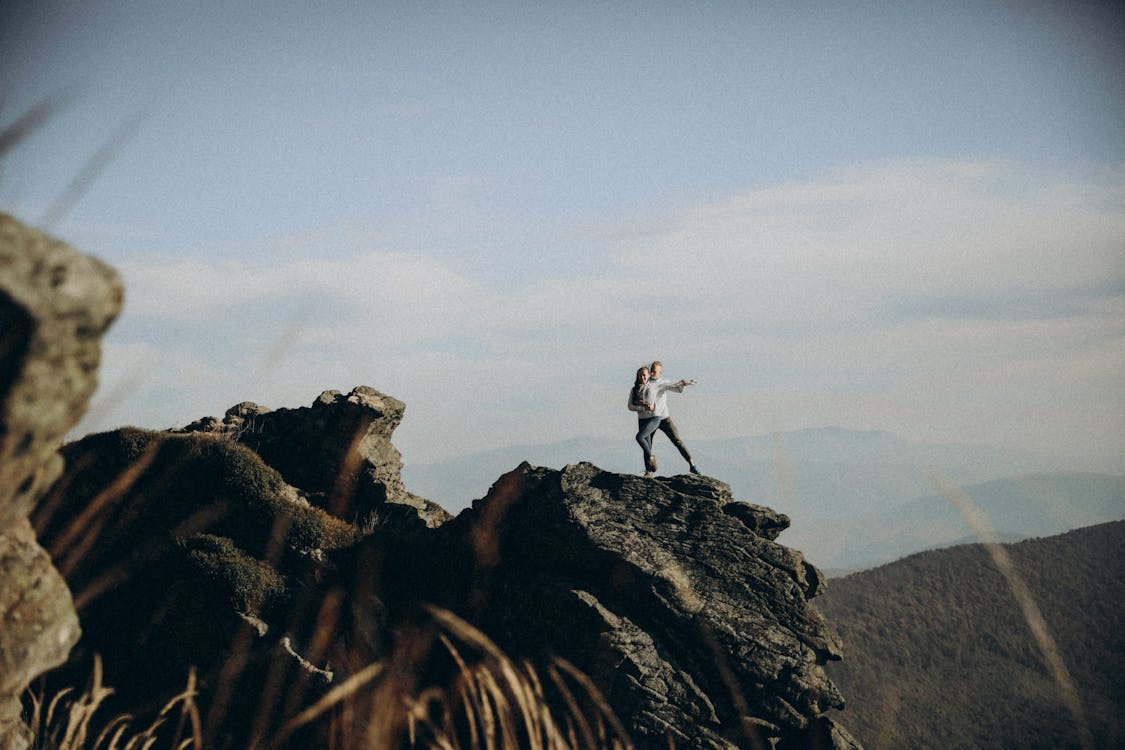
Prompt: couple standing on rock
<box><xmin>628</xmin><ymin>360</ymin><xmax>701</xmax><ymax>478</ymax></box>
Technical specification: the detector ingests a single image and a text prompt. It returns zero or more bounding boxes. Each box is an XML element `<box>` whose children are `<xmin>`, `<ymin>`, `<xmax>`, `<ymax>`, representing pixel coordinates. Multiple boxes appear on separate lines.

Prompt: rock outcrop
<box><xmin>177</xmin><ymin>387</ymin><xmax>450</xmax><ymax>528</ymax></box>
<box><xmin>32</xmin><ymin>389</ymin><xmax>449</xmax><ymax>748</ymax></box>
<box><xmin>0</xmin><ymin>213</ymin><xmax>122</xmax><ymax>750</ymax></box>
<box><xmin>398</xmin><ymin>462</ymin><xmax>857</xmax><ymax>749</ymax></box>
<box><xmin>33</xmin><ymin>426</ymin><xmax>366</xmax><ymax>741</ymax></box>
<box><xmin>36</xmin><ymin>386</ymin><xmax>860</xmax><ymax>749</ymax></box>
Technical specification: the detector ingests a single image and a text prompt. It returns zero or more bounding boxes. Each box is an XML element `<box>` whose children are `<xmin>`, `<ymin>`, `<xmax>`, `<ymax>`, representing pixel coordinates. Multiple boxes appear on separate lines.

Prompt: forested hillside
<box><xmin>815</xmin><ymin>521</ymin><xmax>1125</xmax><ymax>749</ymax></box>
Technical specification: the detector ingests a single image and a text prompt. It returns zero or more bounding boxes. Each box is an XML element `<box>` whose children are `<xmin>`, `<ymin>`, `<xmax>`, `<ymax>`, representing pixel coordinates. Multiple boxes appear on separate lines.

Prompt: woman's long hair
<box><xmin>631</xmin><ymin>367</ymin><xmax>649</xmax><ymax>406</ymax></box>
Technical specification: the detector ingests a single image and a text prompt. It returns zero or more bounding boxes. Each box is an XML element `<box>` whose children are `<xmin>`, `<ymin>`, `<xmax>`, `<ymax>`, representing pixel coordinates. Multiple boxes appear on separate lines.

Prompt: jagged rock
<box><xmin>0</xmin><ymin>213</ymin><xmax>121</xmax><ymax>750</ymax></box>
<box><xmin>31</xmin><ymin>385</ymin><xmax>450</xmax><ymax>747</ymax></box>
<box><xmin>394</xmin><ymin>462</ymin><xmax>859</xmax><ymax>749</ymax></box>
<box><xmin>178</xmin><ymin>386</ymin><xmax>450</xmax><ymax>528</ymax></box>
<box><xmin>38</xmin><ymin>383</ymin><xmax>860</xmax><ymax>748</ymax></box>
<box><xmin>31</xmin><ymin>423</ymin><xmax>387</xmax><ymax>749</ymax></box>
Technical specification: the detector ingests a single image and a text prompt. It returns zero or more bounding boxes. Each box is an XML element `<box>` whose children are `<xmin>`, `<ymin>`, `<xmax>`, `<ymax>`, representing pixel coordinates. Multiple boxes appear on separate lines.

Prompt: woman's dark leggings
<box><xmin>636</xmin><ymin>416</ymin><xmax>661</xmax><ymax>472</ymax></box>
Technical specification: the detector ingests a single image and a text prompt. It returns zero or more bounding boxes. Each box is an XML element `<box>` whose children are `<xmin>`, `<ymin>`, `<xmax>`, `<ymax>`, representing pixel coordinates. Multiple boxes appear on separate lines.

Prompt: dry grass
<box><xmin>28</xmin><ymin>607</ymin><xmax>635</xmax><ymax>750</ymax></box>
<box><xmin>261</xmin><ymin>605</ymin><xmax>634</xmax><ymax>750</ymax></box>
<box><xmin>26</xmin><ymin>656</ymin><xmax>202</xmax><ymax>750</ymax></box>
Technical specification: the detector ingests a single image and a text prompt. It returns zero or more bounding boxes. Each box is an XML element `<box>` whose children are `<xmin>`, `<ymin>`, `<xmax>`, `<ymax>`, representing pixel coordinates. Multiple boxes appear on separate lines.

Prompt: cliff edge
<box><xmin>35</xmin><ymin>386</ymin><xmax>860</xmax><ymax>749</ymax></box>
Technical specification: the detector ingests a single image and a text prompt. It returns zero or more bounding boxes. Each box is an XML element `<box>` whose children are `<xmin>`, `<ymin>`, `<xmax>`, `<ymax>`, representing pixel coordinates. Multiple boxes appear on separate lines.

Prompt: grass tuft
<box><xmin>30</xmin><ymin>608</ymin><xmax>637</xmax><ymax>750</ymax></box>
<box><xmin>262</xmin><ymin>605</ymin><xmax>635</xmax><ymax>750</ymax></box>
<box><xmin>26</xmin><ymin>655</ymin><xmax>202</xmax><ymax>750</ymax></box>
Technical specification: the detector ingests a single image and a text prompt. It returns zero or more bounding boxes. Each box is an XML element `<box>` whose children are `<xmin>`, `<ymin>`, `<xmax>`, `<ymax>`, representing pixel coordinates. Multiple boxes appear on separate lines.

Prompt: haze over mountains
<box><xmin>403</xmin><ymin>428</ymin><xmax>1125</xmax><ymax>570</ymax></box>
<box><xmin>812</xmin><ymin>472</ymin><xmax>1125</xmax><ymax>570</ymax></box>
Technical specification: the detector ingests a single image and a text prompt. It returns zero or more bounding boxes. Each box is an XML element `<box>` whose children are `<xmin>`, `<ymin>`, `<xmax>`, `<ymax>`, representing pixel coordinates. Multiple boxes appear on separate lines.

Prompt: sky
<box><xmin>2</xmin><ymin>0</ymin><xmax>1124</xmax><ymax>472</ymax></box>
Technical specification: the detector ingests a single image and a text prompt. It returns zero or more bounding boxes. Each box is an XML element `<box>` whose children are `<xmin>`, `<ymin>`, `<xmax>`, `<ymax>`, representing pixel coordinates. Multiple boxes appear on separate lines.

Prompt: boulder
<box><xmin>32</xmin><ymin>385</ymin><xmax>447</xmax><ymax>748</ymax></box>
<box><xmin>178</xmin><ymin>386</ymin><xmax>450</xmax><ymax>528</ymax></box>
<box><xmin>0</xmin><ymin>213</ymin><xmax>121</xmax><ymax>750</ymax></box>
<box><xmin>396</xmin><ymin>462</ymin><xmax>860</xmax><ymax>749</ymax></box>
<box><xmin>33</xmin><ymin>425</ymin><xmax>374</xmax><ymax>748</ymax></box>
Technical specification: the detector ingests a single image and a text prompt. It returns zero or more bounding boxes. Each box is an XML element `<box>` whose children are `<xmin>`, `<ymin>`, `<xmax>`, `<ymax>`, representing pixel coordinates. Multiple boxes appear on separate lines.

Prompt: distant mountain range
<box><xmin>403</xmin><ymin>428</ymin><xmax>1125</xmax><ymax>570</ymax></box>
<box><xmin>794</xmin><ymin>472</ymin><xmax>1125</xmax><ymax>571</ymax></box>
<box><xmin>815</xmin><ymin>521</ymin><xmax>1125</xmax><ymax>749</ymax></box>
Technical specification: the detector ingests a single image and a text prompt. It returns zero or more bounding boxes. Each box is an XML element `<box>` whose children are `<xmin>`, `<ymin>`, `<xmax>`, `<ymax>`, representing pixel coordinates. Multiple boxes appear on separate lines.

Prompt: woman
<box><xmin>628</xmin><ymin>366</ymin><xmax>660</xmax><ymax>477</ymax></box>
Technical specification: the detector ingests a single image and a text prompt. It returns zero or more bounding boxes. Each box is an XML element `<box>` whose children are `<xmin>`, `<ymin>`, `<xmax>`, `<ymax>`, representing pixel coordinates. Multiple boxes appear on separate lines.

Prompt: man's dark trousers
<box><xmin>656</xmin><ymin>418</ymin><xmax>692</xmax><ymax>463</ymax></box>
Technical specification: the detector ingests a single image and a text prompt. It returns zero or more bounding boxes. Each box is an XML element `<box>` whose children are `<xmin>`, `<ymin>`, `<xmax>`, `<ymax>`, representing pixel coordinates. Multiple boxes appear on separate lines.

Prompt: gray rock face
<box><xmin>31</xmin><ymin>386</ymin><xmax>449</xmax><ymax>748</ymax></box>
<box><xmin>0</xmin><ymin>213</ymin><xmax>121</xmax><ymax>750</ymax></box>
<box><xmin>37</xmin><ymin>378</ymin><xmax>860</xmax><ymax>748</ymax></box>
<box><xmin>35</xmin><ymin>426</ymin><xmax>365</xmax><ymax>747</ymax></box>
<box><xmin>178</xmin><ymin>386</ymin><xmax>450</xmax><ymax>528</ymax></box>
<box><xmin>411</xmin><ymin>462</ymin><xmax>860</xmax><ymax>749</ymax></box>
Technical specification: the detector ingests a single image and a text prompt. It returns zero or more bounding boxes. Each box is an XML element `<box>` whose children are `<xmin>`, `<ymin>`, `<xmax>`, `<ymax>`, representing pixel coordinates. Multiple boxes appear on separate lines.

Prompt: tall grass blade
<box><xmin>931</xmin><ymin>471</ymin><xmax>1094</xmax><ymax>750</ymax></box>
<box><xmin>265</xmin><ymin>661</ymin><xmax>385</xmax><ymax>749</ymax></box>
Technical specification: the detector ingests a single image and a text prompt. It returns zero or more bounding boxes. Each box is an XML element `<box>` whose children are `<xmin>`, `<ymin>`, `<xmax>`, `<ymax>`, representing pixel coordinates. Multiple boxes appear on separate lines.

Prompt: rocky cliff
<box><xmin>0</xmin><ymin>213</ymin><xmax>122</xmax><ymax>750</ymax></box>
<box><xmin>404</xmin><ymin>461</ymin><xmax>854</xmax><ymax>749</ymax></box>
<box><xmin>33</xmin><ymin>385</ymin><xmax>860</xmax><ymax>749</ymax></box>
<box><xmin>176</xmin><ymin>387</ymin><xmax>449</xmax><ymax>528</ymax></box>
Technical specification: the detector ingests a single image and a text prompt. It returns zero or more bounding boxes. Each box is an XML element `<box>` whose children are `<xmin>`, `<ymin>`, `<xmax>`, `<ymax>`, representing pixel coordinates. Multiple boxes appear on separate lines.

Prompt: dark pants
<box><xmin>655</xmin><ymin>417</ymin><xmax>693</xmax><ymax>464</ymax></box>
<box><xmin>636</xmin><ymin>416</ymin><xmax>660</xmax><ymax>471</ymax></box>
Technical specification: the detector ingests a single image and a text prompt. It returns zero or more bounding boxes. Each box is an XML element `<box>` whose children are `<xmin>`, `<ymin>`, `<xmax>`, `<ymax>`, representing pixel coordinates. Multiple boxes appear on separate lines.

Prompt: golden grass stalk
<box><xmin>440</xmin><ymin>633</ymin><xmax>483</xmax><ymax>749</ymax></box>
<box><xmin>545</xmin><ymin>664</ymin><xmax>596</xmax><ymax>750</ymax></box>
<box><xmin>26</xmin><ymin>655</ymin><xmax>202</xmax><ymax>750</ymax></box>
<box><xmin>31</xmin><ymin>609</ymin><xmax>633</xmax><ymax>750</ymax></box>
<box><xmin>419</xmin><ymin>607</ymin><xmax>632</xmax><ymax>750</ymax></box>
<box><xmin>551</xmin><ymin>659</ymin><xmax>630</xmax><ymax>746</ymax></box>
<box><xmin>261</xmin><ymin>605</ymin><xmax>634</xmax><ymax>750</ymax></box>
<box><xmin>262</xmin><ymin>661</ymin><xmax>385</xmax><ymax>749</ymax></box>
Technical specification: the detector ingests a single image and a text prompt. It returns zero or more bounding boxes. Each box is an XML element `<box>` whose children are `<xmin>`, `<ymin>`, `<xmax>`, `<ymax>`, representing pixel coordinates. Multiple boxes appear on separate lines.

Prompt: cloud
<box><xmin>120</xmin><ymin>250</ymin><xmax>483</xmax><ymax>342</ymax></box>
<box><xmin>79</xmin><ymin>159</ymin><xmax>1125</xmax><ymax>468</ymax></box>
<box><xmin>605</xmin><ymin>160</ymin><xmax>1125</xmax><ymax>323</ymax></box>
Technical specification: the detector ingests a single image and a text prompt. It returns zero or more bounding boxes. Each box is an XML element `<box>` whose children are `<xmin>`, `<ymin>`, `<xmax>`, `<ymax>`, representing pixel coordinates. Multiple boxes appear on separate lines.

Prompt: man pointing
<box><xmin>645</xmin><ymin>360</ymin><xmax>702</xmax><ymax>476</ymax></box>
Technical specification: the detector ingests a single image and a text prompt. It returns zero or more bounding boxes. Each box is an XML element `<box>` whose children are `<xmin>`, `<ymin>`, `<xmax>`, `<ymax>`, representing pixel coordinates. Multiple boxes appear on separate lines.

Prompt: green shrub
<box><xmin>179</xmin><ymin>435</ymin><xmax>359</xmax><ymax>552</ymax></box>
<box><xmin>182</xmin><ymin>533</ymin><xmax>286</xmax><ymax>615</ymax></box>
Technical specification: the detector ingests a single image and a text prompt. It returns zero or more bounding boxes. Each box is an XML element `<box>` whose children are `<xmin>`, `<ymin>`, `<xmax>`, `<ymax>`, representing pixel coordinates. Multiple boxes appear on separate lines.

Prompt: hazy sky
<box><xmin>3</xmin><ymin>1</ymin><xmax>1123</xmax><ymax>469</ymax></box>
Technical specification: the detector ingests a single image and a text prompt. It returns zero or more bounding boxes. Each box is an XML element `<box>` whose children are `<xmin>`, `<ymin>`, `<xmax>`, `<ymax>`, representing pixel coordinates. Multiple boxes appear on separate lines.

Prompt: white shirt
<box><xmin>643</xmin><ymin>377</ymin><xmax>685</xmax><ymax>419</ymax></box>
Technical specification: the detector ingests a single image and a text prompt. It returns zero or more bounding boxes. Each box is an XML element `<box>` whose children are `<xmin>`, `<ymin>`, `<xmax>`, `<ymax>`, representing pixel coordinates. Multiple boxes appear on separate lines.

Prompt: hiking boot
<box><xmin>643</xmin><ymin>471</ymin><xmax>654</xmax><ymax>479</ymax></box>
<box><xmin>689</xmin><ymin>465</ymin><xmax>702</xmax><ymax>475</ymax></box>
